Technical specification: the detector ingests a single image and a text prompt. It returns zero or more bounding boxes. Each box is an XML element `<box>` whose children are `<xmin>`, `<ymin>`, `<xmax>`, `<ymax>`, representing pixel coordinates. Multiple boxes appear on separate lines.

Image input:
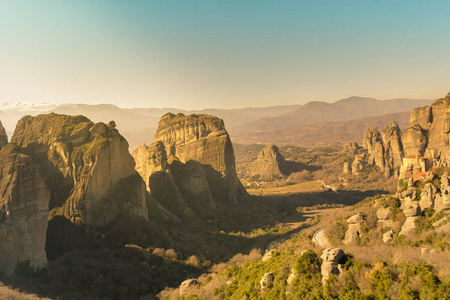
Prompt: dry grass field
<box><xmin>247</xmin><ymin>180</ymin><xmax>323</xmax><ymax>196</ymax></box>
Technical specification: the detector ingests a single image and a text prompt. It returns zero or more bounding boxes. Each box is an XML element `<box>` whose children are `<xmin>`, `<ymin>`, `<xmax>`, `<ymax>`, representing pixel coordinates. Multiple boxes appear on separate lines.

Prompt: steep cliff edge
<box><xmin>0</xmin><ymin>144</ymin><xmax>49</xmax><ymax>274</ymax></box>
<box><xmin>11</xmin><ymin>113</ymin><xmax>148</xmax><ymax>258</ymax></box>
<box><xmin>134</xmin><ymin>113</ymin><xmax>246</xmax><ymax>216</ymax></box>
<box><xmin>153</xmin><ymin>113</ymin><xmax>247</xmax><ymax>205</ymax></box>
<box><xmin>0</xmin><ymin>121</ymin><xmax>7</xmax><ymax>148</ymax></box>
<box><xmin>11</xmin><ymin>113</ymin><xmax>148</xmax><ymax>225</ymax></box>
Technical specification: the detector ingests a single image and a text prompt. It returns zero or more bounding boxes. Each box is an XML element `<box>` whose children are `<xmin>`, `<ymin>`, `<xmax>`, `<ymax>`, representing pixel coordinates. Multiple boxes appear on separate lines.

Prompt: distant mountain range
<box><xmin>0</xmin><ymin>96</ymin><xmax>435</xmax><ymax>149</ymax></box>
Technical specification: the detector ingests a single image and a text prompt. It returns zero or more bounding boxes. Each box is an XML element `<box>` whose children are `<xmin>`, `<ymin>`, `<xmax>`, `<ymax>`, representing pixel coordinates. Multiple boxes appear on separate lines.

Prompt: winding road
<box><xmin>313</xmin><ymin>229</ymin><xmax>330</xmax><ymax>248</ymax></box>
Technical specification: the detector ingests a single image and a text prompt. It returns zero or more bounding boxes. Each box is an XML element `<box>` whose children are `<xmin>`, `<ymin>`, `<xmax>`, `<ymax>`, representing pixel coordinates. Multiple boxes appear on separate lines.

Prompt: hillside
<box><xmin>230</xmin><ymin>111</ymin><xmax>411</xmax><ymax>147</ymax></box>
<box><xmin>231</xmin><ymin>97</ymin><xmax>433</xmax><ymax>135</ymax></box>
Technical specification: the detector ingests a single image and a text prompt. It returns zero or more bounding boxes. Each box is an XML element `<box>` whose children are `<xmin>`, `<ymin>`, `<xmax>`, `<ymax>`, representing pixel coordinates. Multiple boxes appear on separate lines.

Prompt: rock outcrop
<box><xmin>133</xmin><ymin>140</ymin><xmax>215</xmax><ymax>219</ymax></box>
<box><xmin>321</xmin><ymin>248</ymin><xmax>345</xmax><ymax>284</ymax></box>
<box><xmin>0</xmin><ymin>144</ymin><xmax>49</xmax><ymax>274</ymax></box>
<box><xmin>11</xmin><ymin>114</ymin><xmax>148</xmax><ymax>258</ymax></box>
<box><xmin>0</xmin><ymin>121</ymin><xmax>7</xmax><ymax>149</ymax></box>
<box><xmin>250</xmin><ymin>144</ymin><xmax>287</xmax><ymax>180</ymax></box>
<box><xmin>260</xmin><ymin>272</ymin><xmax>274</xmax><ymax>290</ymax></box>
<box><xmin>343</xmin><ymin>162</ymin><xmax>351</xmax><ymax>175</ymax></box>
<box><xmin>135</xmin><ymin>113</ymin><xmax>247</xmax><ymax>209</ymax></box>
<box><xmin>360</xmin><ymin>122</ymin><xmax>404</xmax><ymax>177</ymax></box>
<box><xmin>363</xmin><ymin>127</ymin><xmax>386</xmax><ymax>172</ymax></box>
<box><xmin>342</xmin><ymin>142</ymin><xmax>360</xmax><ymax>154</ymax></box>
<box><xmin>376</xmin><ymin>207</ymin><xmax>392</xmax><ymax>228</ymax></box>
<box><xmin>344</xmin><ymin>214</ymin><xmax>364</xmax><ymax>245</ymax></box>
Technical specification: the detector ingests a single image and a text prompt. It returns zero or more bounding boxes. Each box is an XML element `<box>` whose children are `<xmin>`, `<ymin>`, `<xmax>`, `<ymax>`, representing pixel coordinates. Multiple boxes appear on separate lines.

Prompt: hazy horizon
<box><xmin>1</xmin><ymin>1</ymin><xmax>450</xmax><ymax>109</ymax></box>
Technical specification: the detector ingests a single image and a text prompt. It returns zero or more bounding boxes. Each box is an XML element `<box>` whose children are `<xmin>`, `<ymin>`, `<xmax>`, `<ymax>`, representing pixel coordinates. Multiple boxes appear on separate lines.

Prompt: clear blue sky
<box><xmin>1</xmin><ymin>0</ymin><xmax>450</xmax><ymax>108</ymax></box>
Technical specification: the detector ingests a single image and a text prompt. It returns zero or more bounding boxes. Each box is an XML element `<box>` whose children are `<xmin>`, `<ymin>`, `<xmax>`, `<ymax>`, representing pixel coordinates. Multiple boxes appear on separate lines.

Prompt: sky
<box><xmin>1</xmin><ymin>0</ymin><xmax>450</xmax><ymax>109</ymax></box>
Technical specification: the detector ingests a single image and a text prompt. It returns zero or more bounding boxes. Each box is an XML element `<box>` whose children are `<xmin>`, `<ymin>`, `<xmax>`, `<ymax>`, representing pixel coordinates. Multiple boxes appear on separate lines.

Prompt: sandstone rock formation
<box><xmin>383</xmin><ymin>229</ymin><xmax>394</xmax><ymax>243</ymax></box>
<box><xmin>376</xmin><ymin>207</ymin><xmax>392</xmax><ymax>228</ymax></box>
<box><xmin>133</xmin><ymin>140</ymin><xmax>215</xmax><ymax>219</ymax></box>
<box><xmin>11</xmin><ymin>113</ymin><xmax>148</xmax><ymax>258</ymax></box>
<box><xmin>179</xmin><ymin>279</ymin><xmax>198</xmax><ymax>296</ymax></box>
<box><xmin>342</xmin><ymin>142</ymin><xmax>360</xmax><ymax>154</ymax></box>
<box><xmin>0</xmin><ymin>121</ymin><xmax>7</xmax><ymax>148</ymax></box>
<box><xmin>321</xmin><ymin>248</ymin><xmax>345</xmax><ymax>284</ymax></box>
<box><xmin>343</xmin><ymin>162</ymin><xmax>351</xmax><ymax>175</ymax></box>
<box><xmin>0</xmin><ymin>144</ymin><xmax>49</xmax><ymax>274</ymax></box>
<box><xmin>360</xmin><ymin>122</ymin><xmax>404</xmax><ymax>177</ymax></box>
<box><xmin>135</xmin><ymin>113</ymin><xmax>247</xmax><ymax>209</ymax></box>
<box><xmin>351</xmin><ymin>156</ymin><xmax>364</xmax><ymax>174</ymax></box>
<box><xmin>250</xmin><ymin>144</ymin><xmax>287</xmax><ymax>180</ymax></box>
<box><xmin>344</xmin><ymin>214</ymin><xmax>364</xmax><ymax>245</ymax></box>
<box><xmin>363</xmin><ymin>127</ymin><xmax>386</xmax><ymax>172</ymax></box>
<box><xmin>260</xmin><ymin>272</ymin><xmax>274</xmax><ymax>290</ymax></box>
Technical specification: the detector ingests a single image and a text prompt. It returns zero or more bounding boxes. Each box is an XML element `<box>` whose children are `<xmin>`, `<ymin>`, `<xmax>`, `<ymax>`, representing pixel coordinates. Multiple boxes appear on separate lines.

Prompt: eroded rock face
<box><xmin>402</xmin><ymin>125</ymin><xmax>428</xmax><ymax>156</ymax></box>
<box><xmin>321</xmin><ymin>248</ymin><xmax>345</xmax><ymax>284</ymax></box>
<box><xmin>152</xmin><ymin>113</ymin><xmax>247</xmax><ymax>205</ymax></box>
<box><xmin>132</xmin><ymin>140</ymin><xmax>215</xmax><ymax>219</ymax></box>
<box><xmin>363</xmin><ymin>127</ymin><xmax>385</xmax><ymax>171</ymax></box>
<box><xmin>260</xmin><ymin>272</ymin><xmax>274</xmax><ymax>290</ymax></box>
<box><xmin>0</xmin><ymin>121</ymin><xmax>7</xmax><ymax>149</ymax></box>
<box><xmin>250</xmin><ymin>144</ymin><xmax>286</xmax><ymax>180</ymax></box>
<box><xmin>342</xmin><ymin>142</ymin><xmax>360</xmax><ymax>154</ymax></box>
<box><xmin>344</xmin><ymin>214</ymin><xmax>364</xmax><ymax>245</ymax></box>
<box><xmin>11</xmin><ymin>114</ymin><xmax>148</xmax><ymax>258</ymax></box>
<box><xmin>376</xmin><ymin>207</ymin><xmax>392</xmax><ymax>228</ymax></box>
<box><xmin>343</xmin><ymin>162</ymin><xmax>351</xmax><ymax>175</ymax></box>
<box><xmin>0</xmin><ymin>144</ymin><xmax>49</xmax><ymax>274</ymax></box>
<box><xmin>382</xmin><ymin>122</ymin><xmax>404</xmax><ymax>171</ymax></box>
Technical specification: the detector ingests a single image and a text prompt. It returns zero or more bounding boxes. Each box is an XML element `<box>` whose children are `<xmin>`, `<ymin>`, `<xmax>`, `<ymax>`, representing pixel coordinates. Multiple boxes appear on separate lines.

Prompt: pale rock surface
<box><xmin>250</xmin><ymin>144</ymin><xmax>287</xmax><ymax>180</ymax></box>
<box><xmin>11</xmin><ymin>114</ymin><xmax>148</xmax><ymax>258</ymax></box>
<box><xmin>152</xmin><ymin>113</ymin><xmax>247</xmax><ymax>205</ymax></box>
<box><xmin>344</xmin><ymin>214</ymin><xmax>364</xmax><ymax>245</ymax></box>
<box><xmin>261</xmin><ymin>249</ymin><xmax>276</xmax><ymax>262</ymax></box>
<box><xmin>383</xmin><ymin>230</ymin><xmax>394</xmax><ymax>243</ymax></box>
<box><xmin>351</xmin><ymin>157</ymin><xmax>364</xmax><ymax>174</ymax></box>
<box><xmin>342</xmin><ymin>142</ymin><xmax>360</xmax><ymax>154</ymax></box>
<box><xmin>0</xmin><ymin>144</ymin><xmax>49</xmax><ymax>274</ymax></box>
<box><xmin>0</xmin><ymin>121</ymin><xmax>7</xmax><ymax>148</ymax></box>
<box><xmin>260</xmin><ymin>272</ymin><xmax>274</xmax><ymax>290</ymax></box>
<box><xmin>419</xmin><ymin>183</ymin><xmax>437</xmax><ymax>211</ymax></box>
<box><xmin>343</xmin><ymin>162</ymin><xmax>351</xmax><ymax>175</ymax></box>
<box><xmin>179</xmin><ymin>279</ymin><xmax>198</xmax><ymax>296</ymax></box>
<box><xmin>321</xmin><ymin>248</ymin><xmax>345</xmax><ymax>284</ymax></box>
<box><xmin>400</xmin><ymin>217</ymin><xmax>418</xmax><ymax>236</ymax></box>
<box><xmin>363</xmin><ymin>127</ymin><xmax>385</xmax><ymax>171</ymax></box>
<box><xmin>376</xmin><ymin>207</ymin><xmax>393</xmax><ymax>228</ymax></box>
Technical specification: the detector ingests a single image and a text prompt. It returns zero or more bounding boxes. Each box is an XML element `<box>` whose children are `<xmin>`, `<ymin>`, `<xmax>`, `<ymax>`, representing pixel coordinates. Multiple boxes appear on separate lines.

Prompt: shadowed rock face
<box><xmin>11</xmin><ymin>113</ymin><xmax>148</xmax><ymax>258</ymax></box>
<box><xmin>133</xmin><ymin>141</ymin><xmax>215</xmax><ymax>219</ymax></box>
<box><xmin>151</xmin><ymin>113</ymin><xmax>247</xmax><ymax>206</ymax></box>
<box><xmin>0</xmin><ymin>144</ymin><xmax>49</xmax><ymax>274</ymax></box>
<box><xmin>0</xmin><ymin>121</ymin><xmax>7</xmax><ymax>149</ymax></box>
<box><xmin>250</xmin><ymin>144</ymin><xmax>286</xmax><ymax>180</ymax></box>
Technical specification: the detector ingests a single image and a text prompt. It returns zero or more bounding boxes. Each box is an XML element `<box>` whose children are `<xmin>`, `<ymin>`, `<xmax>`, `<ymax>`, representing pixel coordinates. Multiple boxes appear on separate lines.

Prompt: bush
<box><xmin>14</xmin><ymin>260</ymin><xmax>38</xmax><ymax>279</ymax></box>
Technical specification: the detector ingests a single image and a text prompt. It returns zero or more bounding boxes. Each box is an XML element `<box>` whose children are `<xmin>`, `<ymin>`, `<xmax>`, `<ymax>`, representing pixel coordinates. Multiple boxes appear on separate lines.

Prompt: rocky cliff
<box><xmin>11</xmin><ymin>113</ymin><xmax>148</xmax><ymax>257</ymax></box>
<box><xmin>249</xmin><ymin>144</ymin><xmax>287</xmax><ymax>181</ymax></box>
<box><xmin>357</xmin><ymin>122</ymin><xmax>405</xmax><ymax>177</ymax></box>
<box><xmin>11</xmin><ymin>114</ymin><xmax>147</xmax><ymax>225</ymax></box>
<box><xmin>151</xmin><ymin>113</ymin><xmax>247</xmax><ymax>206</ymax></box>
<box><xmin>0</xmin><ymin>144</ymin><xmax>49</xmax><ymax>274</ymax></box>
<box><xmin>0</xmin><ymin>121</ymin><xmax>7</xmax><ymax>149</ymax></box>
<box><xmin>133</xmin><ymin>140</ymin><xmax>216</xmax><ymax>219</ymax></box>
